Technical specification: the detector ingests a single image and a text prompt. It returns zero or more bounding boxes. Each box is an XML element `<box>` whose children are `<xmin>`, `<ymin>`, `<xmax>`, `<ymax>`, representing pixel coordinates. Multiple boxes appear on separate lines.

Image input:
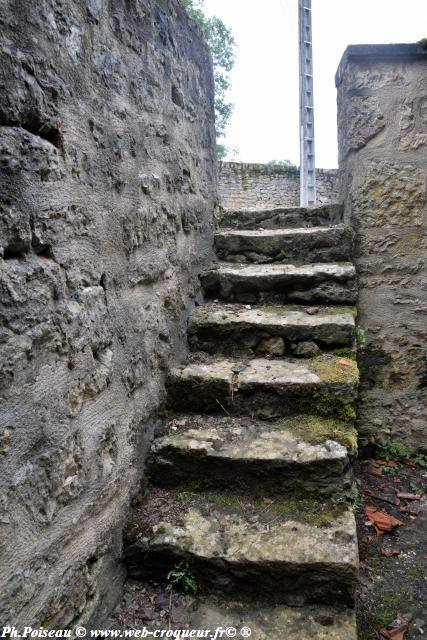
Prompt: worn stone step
<box><xmin>148</xmin><ymin>413</ymin><xmax>357</xmax><ymax>495</ymax></box>
<box><xmin>201</xmin><ymin>262</ymin><xmax>357</xmax><ymax>304</ymax></box>
<box><xmin>186</xmin><ymin>598</ymin><xmax>357</xmax><ymax>640</ymax></box>
<box><xmin>219</xmin><ymin>203</ymin><xmax>344</xmax><ymax>230</ymax></box>
<box><xmin>112</xmin><ymin>584</ymin><xmax>356</xmax><ymax>639</ymax></box>
<box><xmin>215</xmin><ymin>225</ymin><xmax>352</xmax><ymax>264</ymax></box>
<box><xmin>124</xmin><ymin>488</ymin><xmax>358</xmax><ymax>606</ymax></box>
<box><xmin>167</xmin><ymin>356</ymin><xmax>358</xmax><ymax>421</ymax></box>
<box><xmin>188</xmin><ymin>302</ymin><xmax>356</xmax><ymax>355</ymax></box>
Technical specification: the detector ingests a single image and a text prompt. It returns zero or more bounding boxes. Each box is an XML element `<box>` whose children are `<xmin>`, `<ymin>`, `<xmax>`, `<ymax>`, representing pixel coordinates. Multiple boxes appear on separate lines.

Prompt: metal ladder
<box><xmin>298</xmin><ymin>0</ymin><xmax>316</xmax><ymax>207</ymax></box>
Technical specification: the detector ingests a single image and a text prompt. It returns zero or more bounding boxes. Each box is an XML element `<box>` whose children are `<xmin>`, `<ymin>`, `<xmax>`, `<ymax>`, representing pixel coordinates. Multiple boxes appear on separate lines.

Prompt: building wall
<box><xmin>219</xmin><ymin>162</ymin><xmax>339</xmax><ymax>210</ymax></box>
<box><xmin>0</xmin><ymin>0</ymin><xmax>216</xmax><ymax>625</ymax></box>
<box><xmin>336</xmin><ymin>44</ymin><xmax>427</xmax><ymax>451</ymax></box>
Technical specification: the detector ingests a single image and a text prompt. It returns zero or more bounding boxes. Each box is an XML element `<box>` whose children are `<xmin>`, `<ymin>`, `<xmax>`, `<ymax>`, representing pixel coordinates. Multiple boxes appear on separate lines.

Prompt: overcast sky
<box><xmin>203</xmin><ymin>0</ymin><xmax>427</xmax><ymax>168</ymax></box>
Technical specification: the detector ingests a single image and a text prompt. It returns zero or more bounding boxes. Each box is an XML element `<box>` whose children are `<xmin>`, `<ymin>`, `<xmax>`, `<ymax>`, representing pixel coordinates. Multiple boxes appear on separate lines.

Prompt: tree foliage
<box><xmin>266</xmin><ymin>159</ymin><xmax>298</xmax><ymax>172</ymax></box>
<box><xmin>181</xmin><ymin>0</ymin><xmax>235</xmax><ymax>141</ymax></box>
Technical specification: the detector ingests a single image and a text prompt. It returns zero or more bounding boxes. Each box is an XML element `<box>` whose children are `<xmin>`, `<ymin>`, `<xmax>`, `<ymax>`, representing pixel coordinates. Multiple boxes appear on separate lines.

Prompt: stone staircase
<box><xmin>123</xmin><ymin>203</ymin><xmax>359</xmax><ymax>639</ymax></box>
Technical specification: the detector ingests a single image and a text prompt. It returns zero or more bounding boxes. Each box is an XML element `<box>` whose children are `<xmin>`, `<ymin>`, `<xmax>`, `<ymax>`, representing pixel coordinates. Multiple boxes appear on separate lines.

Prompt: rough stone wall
<box><xmin>336</xmin><ymin>44</ymin><xmax>427</xmax><ymax>451</ymax></box>
<box><xmin>0</xmin><ymin>0</ymin><xmax>216</xmax><ymax>626</ymax></box>
<box><xmin>219</xmin><ymin>162</ymin><xmax>339</xmax><ymax>210</ymax></box>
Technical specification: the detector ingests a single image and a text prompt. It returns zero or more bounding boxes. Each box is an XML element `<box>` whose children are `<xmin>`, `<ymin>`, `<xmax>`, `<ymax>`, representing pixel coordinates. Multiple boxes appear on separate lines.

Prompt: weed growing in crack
<box><xmin>167</xmin><ymin>562</ymin><xmax>198</xmax><ymax>595</ymax></box>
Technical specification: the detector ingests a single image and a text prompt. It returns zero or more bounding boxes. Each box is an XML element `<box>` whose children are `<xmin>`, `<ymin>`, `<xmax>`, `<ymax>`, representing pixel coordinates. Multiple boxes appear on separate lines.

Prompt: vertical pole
<box><xmin>298</xmin><ymin>0</ymin><xmax>316</xmax><ymax>207</ymax></box>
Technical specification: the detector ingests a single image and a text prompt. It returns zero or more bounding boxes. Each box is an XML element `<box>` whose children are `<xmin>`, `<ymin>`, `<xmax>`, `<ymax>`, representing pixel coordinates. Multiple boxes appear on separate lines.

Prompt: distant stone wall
<box><xmin>337</xmin><ymin>44</ymin><xmax>427</xmax><ymax>451</ymax></box>
<box><xmin>0</xmin><ymin>0</ymin><xmax>216</xmax><ymax>626</ymax></box>
<box><xmin>219</xmin><ymin>162</ymin><xmax>339</xmax><ymax>210</ymax></box>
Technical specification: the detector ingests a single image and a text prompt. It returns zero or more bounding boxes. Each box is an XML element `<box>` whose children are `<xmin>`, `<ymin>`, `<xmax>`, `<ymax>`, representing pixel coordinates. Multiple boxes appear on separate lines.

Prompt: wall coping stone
<box><xmin>335</xmin><ymin>42</ymin><xmax>427</xmax><ymax>87</ymax></box>
<box><xmin>219</xmin><ymin>162</ymin><xmax>338</xmax><ymax>176</ymax></box>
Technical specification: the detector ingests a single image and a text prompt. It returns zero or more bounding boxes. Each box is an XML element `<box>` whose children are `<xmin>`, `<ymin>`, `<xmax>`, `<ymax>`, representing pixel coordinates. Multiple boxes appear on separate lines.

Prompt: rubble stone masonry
<box><xmin>0</xmin><ymin>0</ymin><xmax>216</xmax><ymax>626</ymax></box>
<box><xmin>219</xmin><ymin>162</ymin><xmax>339</xmax><ymax>210</ymax></box>
<box><xmin>336</xmin><ymin>44</ymin><xmax>427</xmax><ymax>451</ymax></box>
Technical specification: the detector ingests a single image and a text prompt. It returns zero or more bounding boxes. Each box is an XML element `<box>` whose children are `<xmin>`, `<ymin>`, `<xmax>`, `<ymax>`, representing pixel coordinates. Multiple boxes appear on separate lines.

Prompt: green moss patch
<box><xmin>311</xmin><ymin>355</ymin><xmax>359</xmax><ymax>384</ymax></box>
<box><xmin>311</xmin><ymin>390</ymin><xmax>357</xmax><ymax>422</ymax></box>
<box><xmin>202</xmin><ymin>491</ymin><xmax>348</xmax><ymax>527</ymax></box>
<box><xmin>274</xmin><ymin>414</ymin><xmax>357</xmax><ymax>454</ymax></box>
<box><xmin>257</xmin><ymin>304</ymin><xmax>357</xmax><ymax>317</ymax></box>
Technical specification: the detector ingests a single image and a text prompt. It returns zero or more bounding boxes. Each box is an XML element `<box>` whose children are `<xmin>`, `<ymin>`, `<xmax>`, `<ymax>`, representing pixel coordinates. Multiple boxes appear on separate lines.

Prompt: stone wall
<box><xmin>219</xmin><ymin>162</ymin><xmax>339</xmax><ymax>210</ymax></box>
<box><xmin>336</xmin><ymin>44</ymin><xmax>427</xmax><ymax>451</ymax></box>
<box><xmin>0</xmin><ymin>0</ymin><xmax>216</xmax><ymax>626</ymax></box>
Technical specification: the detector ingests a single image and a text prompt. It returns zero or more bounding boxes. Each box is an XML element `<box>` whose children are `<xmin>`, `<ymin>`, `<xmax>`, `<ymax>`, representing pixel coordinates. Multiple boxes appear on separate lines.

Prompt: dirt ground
<box><xmin>109</xmin><ymin>580</ymin><xmax>197</xmax><ymax>632</ymax></box>
<box><xmin>110</xmin><ymin>459</ymin><xmax>427</xmax><ymax>639</ymax></box>
<box><xmin>355</xmin><ymin>458</ymin><xmax>427</xmax><ymax>639</ymax></box>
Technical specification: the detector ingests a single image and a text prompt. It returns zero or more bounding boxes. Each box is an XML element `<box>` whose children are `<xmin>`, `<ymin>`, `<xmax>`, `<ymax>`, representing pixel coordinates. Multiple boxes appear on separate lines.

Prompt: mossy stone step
<box><xmin>124</xmin><ymin>488</ymin><xmax>358</xmax><ymax>606</ymax></box>
<box><xmin>219</xmin><ymin>203</ymin><xmax>343</xmax><ymax>230</ymax></box>
<box><xmin>201</xmin><ymin>262</ymin><xmax>357</xmax><ymax>305</ymax></box>
<box><xmin>188</xmin><ymin>302</ymin><xmax>356</xmax><ymax>354</ymax></box>
<box><xmin>215</xmin><ymin>225</ymin><xmax>351</xmax><ymax>263</ymax></box>
<box><xmin>148</xmin><ymin>413</ymin><xmax>356</xmax><ymax>495</ymax></box>
<box><xmin>188</xmin><ymin>597</ymin><xmax>357</xmax><ymax>640</ymax></box>
<box><xmin>167</xmin><ymin>356</ymin><xmax>358</xmax><ymax>421</ymax></box>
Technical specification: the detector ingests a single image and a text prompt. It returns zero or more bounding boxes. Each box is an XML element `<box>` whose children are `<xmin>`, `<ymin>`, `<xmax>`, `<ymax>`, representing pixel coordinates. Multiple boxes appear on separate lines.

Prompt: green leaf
<box><xmin>181</xmin><ymin>0</ymin><xmax>235</xmax><ymax>139</ymax></box>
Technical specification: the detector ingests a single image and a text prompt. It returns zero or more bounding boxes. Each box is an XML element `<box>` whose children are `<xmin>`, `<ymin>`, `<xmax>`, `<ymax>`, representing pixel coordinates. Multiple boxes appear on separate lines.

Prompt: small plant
<box><xmin>331</xmin><ymin>483</ymin><xmax>360</xmax><ymax>508</ymax></box>
<box><xmin>376</xmin><ymin>441</ymin><xmax>410</xmax><ymax>461</ymax></box>
<box><xmin>372</xmin><ymin>463</ymin><xmax>399</xmax><ymax>476</ymax></box>
<box><xmin>414</xmin><ymin>453</ymin><xmax>427</xmax><ymax>469</ymax></box>
<box><xmin>375</xmin><ymin>609</ymin><xmax>395</xmax><ymax>628</ymax></box>
<box><xmin>355</xmin><ymin>326</ymin><xmax>366</xmax><ymax>352</ymax></box>
<box><xmin>265</xmin><ymin>159</ymin><xmax>298</xmax><ymax>172</ymax></box>
<box><xmin>409</xmin><ymin>482</ymin><xmax>422</xmax><ymax>494</ymax></box>
<box><xmin>167</xmin><ymin>562</ymin><xmax>198</xmax><ymax>595</ymax></box>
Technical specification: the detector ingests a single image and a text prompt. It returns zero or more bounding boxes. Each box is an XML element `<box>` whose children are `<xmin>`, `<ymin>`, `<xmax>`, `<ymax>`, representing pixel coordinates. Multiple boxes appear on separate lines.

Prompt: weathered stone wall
<box><xmin>336</xmin><ymin>44</ymin><xmax>427</xmax><ymax>451</ymax></box>
<box><xmin>219</xmin><ymin>162</ymin><xmax>339</xmax><ymax>210</ymax></box>
<box><xmin>0</xmin><ymin>0</ymin><xmax>216</xmax><ymax>626</ymax></box>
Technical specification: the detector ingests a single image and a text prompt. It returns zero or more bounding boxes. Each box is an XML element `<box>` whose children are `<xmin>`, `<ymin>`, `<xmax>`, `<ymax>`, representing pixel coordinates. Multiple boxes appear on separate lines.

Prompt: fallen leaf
<box><xmin>338</xmin><ymin>358</ymin><xmax>352</xmax><ymax>367</ymax></box>
<box><xmin>380</xmin><ymin>547</ymin><xmax>401</xmax><ymax>557</ymax></box>
<box><xmin>369</xmin><ymin>467</ymin><xmax>383</xmax><ymax>477</ymax></box>
<box><xmin>402</xmin><ymin>458</ymin><xmax>417</xmax><ymax>467</ymax></box>
<box><xmin>363</xmin><ymin>489</ymin><xmax>375</xmax><ymax>496</ymax></box>
<box><xmin>379</xmin><ymin>623</ymin><xmax>409</xmax><ymax>639</ymax></box>
<box><xmin>138</xmin><ymin>608</ymin><xmax>156</xmax><ymax>622</ymax></box>
<box><xmin>400</xmin><ymin>504</ymin><xmax>418</xmax><ymax>515</ymax></box>
<box><xmin>372</xmin><ymin>459</ymin><xmax>398</xmax><ymax>467</ymax></box>
<box><xmin>304</xmin><ymin>306</ymin><xmax>319</xmax><ymax>315</ymax></box>
<box><xmin>396</xmin><ymin>492</ymin><xmax>421</xmax><ymax>501</ymax></box>
<box><xmin>170</xmin><ymin>418</ymin><xmax>187</xmax><ymax>428</ymax></box>
<box><xmin>362</xmin><ymin>535</ymin><xmax>373</xmax><ymax>544</ymax></box>
<box><xmin>364</xmin><ymin>506</ymin><xmax>403</xmax><ymax>534</ymax></box>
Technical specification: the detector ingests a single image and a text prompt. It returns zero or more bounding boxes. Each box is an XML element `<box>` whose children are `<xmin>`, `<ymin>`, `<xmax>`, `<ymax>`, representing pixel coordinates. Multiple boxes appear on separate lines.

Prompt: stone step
<box><xmin>201</xmin><ymin>262</ymin><xmax>357</xmax><ymax>305</ymax></box>
<box><xmin>184</xmin><ymin>597</ymin><xmax>357</xmax><ymax>640</ymax></box>
<box><xmin>219</xmin><ymin>203</ymin><xmax>344</xmax><ymax>230</ymax></box>
<box><xmin>167</xmin><ymin>356</ymin><xmax>358</xmax><ymax>421</ymax></box>
<box><xmin>148</xmin><ymin>413</ymin><xmax>357</xmax><ymax>495</ymax></box>
<box><xmin>188</xmin><ymin>302</ymin><xmax>356</xmax><ymax>355</ymax></box>
<box><xmin>215</xmin><ymin>225</ymin><xmax>352</xmax><ymax>264</ymax></box>
<box><xmin>124</xmin><ymin>488</ymin><xmax>358</xmax><ymax>606</ymax></box>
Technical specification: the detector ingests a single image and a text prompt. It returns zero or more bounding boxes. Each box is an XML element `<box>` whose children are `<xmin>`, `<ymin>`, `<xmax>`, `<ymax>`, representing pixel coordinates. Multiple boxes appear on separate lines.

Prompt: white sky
<box><xmin>203</xmin><ymin>0</ymin><xmax>427</xmax><ymax>168</ymax></box>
